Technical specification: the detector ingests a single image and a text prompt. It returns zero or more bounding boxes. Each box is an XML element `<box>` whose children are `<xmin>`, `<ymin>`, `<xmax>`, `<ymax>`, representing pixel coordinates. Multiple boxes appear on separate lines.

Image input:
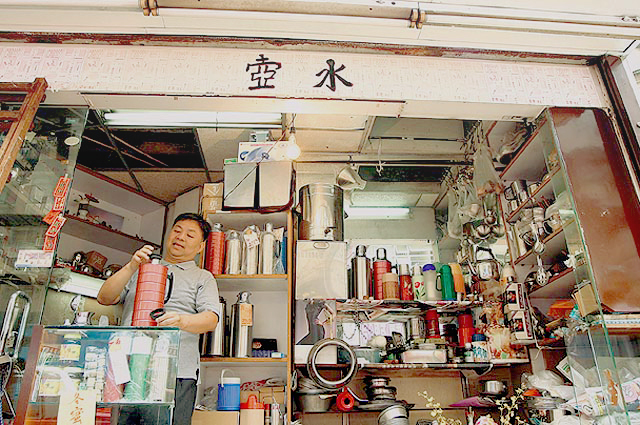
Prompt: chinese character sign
<box><xmin>245</xmin><ymin>54</ymin><xmax>282</xmax><ymax>90</ymax></box>
<box><xmin>314</xmin><ymin>59</ymin><xmax>353</xmax><ymax>92</ymax></box>
<box><xmin>58</xmin><ymin>389</ymin><xmax>97</xmax><ymax>425</ymax></box>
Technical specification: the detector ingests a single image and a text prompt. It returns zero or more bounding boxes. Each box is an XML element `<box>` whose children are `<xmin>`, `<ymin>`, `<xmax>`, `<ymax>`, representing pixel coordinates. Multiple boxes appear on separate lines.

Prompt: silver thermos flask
<box><xmin>230</xmin><ymin>291</ymin><xmax>253</xmax><ymax>357</ymax></box>
<box><xmin>211</xmin><ymin>296</ymin><xmax>227</xmax><ymax>356</ymax></box>
<box><xmin>242</xmin><ymin>225</ymin><xmax>260</xmax><ymax>275</ymax></box>
<box><xmin>199</xmin><ymin>296</ymin><xmax>227</xmax><ymax>356</ymax></box>
<box><xmin>259</xmin><ymin>223</ymin><xmax>277</xmax><ymax>275</ymax></box>
<box><xmin>225</xmin><ymin>230</ymin><xmax>242</xmax><ymax>275</ymax></box>
<box><xmin>351</xmin><ymin>245</ymin><xmax>372</xmax><ymax>299</ymax></box>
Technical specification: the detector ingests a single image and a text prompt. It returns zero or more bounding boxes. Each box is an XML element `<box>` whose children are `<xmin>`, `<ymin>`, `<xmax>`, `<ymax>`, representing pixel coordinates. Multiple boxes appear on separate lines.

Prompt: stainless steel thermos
<box><xmin>259</xmin><ymin>223</ymin><xmax>277</xmax><ymax>274</ymax></box>
<box><xmin>350</xmin><ymin>245</ymin><xmax>371</xmax><ymax>299</ymax></box>
<box><xmin>200</xmin><ymin>296</ymin><xmax>227</xmax><ymax>356</ymax></box>
<box><xmin>225</xmin><ymin>230</ymin><xmax>242</xmax><ymax>275</ymax></box>
<box><xmin>230</xmin><ymin>291</ymin><xmax>253</xmax><ymax>358</ymax></box>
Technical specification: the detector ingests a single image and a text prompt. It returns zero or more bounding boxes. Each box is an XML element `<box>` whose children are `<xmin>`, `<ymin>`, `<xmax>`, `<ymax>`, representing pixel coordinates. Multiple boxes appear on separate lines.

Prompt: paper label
<box><xmin>43</xmin><ymin>210</ymin><xmax>59</xmax><ymax>225</ymax></box>
<box><xmin>52</xmin><ymin>195</ymin><xmax>66</xmax><ymax>212</ymax></box>
<box><xmin>108</xmin><ymin>336</ymin><xmax>131</xmax><ymax>385</ymax></box>
<box><xmin>45</xmin><ymin>214</ymin><xmax>66</xmax><ymax>237</ymax></box>
<box><xmin>58</xmin><ymin>389</ymin><xmax>97</xmax><ymax>425</ymax></box>
<box><xmin>243</xmin><ymin>231</ymin><xmax>260</xmax><ymax>250</ymax></box>
<box><xmin>240</xmin><ymin>303</ymin><xmax>253</xmax><ymax>326</ymax></box>
<box><xmin>60</xmin><ymin>344</ymin><xmax>81</xmax><ymax>361</ymax></box>
<box><xmin>15</xmin><ymin>250</ymin><xmax>54</xmax><ymax>268</ymax></box>
<box><xmin>53</xmin><ymin>176</ymin><xmax>71</xmax><ymax>198</ymax></box>
<box><xmin>43</xmin><ymin>235</ymin><xmax>58</xmax><ymax>253</ymax></box>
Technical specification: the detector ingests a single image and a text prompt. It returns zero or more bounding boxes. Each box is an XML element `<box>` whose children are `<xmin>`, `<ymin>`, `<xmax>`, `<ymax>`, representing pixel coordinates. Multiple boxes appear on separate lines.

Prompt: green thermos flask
<box><xmin>440</xmin><ymin>265</ymin><xmax>456</xmax><ymax>301</ymax></box>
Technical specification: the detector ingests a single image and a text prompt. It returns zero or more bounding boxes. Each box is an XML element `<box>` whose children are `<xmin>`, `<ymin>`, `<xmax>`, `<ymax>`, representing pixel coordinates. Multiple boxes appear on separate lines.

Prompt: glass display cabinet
<box><xmin>15</xmin><ymin>325</ymin><xmax>180</xmax><ymax>425</ymax></box>
<box><xmin>501</xmin><ymin>107</ymin><xmax>640</xmax><ymax>425</ymax></box>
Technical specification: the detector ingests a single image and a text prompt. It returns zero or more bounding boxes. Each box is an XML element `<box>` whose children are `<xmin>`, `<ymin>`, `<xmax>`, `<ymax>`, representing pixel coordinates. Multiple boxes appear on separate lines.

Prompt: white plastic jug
<box><xmin>422</xmin><ymin>264</ymin><xmax>441</xmax><ymax>301</ymax></box>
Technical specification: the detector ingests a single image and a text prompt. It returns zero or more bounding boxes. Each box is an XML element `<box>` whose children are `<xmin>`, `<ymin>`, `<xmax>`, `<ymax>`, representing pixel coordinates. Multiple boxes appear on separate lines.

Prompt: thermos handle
<box><xmin>165</xmin><ymin>273</ymin><xmax>174</xmax><ymax>304</ymax></box>
<box><xmin>220</xmin><ymin>368</ymin><xmax>234</xmax><ymax>387</ymax></box>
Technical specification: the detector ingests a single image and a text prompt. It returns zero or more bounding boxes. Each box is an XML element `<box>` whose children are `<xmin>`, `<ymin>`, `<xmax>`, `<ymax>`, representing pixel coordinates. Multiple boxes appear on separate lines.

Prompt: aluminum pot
<box><xmin>378</xmin><ymin>405</ymin><xmax>409</xmax><ymax>425</ymax></box>
<box><xmin>483</xmin><ymin>380</ymin><xmax>507</xmax><ymax>395</ymax></box>
<box><xmin>296</xmin><ymin>393</ymin><xmax>335</xmax><ymax>412</ymax></box>
<box><xmin>299</xmin><ymin>184</ymin><xmax>344</xmax><ymax>241</ymax></box>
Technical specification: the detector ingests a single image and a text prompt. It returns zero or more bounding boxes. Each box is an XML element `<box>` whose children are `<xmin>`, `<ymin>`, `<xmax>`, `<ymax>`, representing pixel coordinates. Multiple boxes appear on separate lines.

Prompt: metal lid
<box><xmin>398</xmin><ymin>264</ymin><xmax>410</xmax><ymax>276</ymax></box>
<box><xmin>227</xmin><ymin>230</ymin><xmax>240</xmax><ymax>239</ymax></box>
<box><xmin>237</xmin><ymin>291</ymin><xmax>252</xmax><ymax>303</ymax></box>
<box><xmin>376</xmin><ymin>248</ymin><xmax>387</xmax><ymax>260</ymax></box>
<box><xmin>356</xmin><ymin>245</ymin><xmax>367</xmax><ymax>257</ymax></box>
<box><xmin>150</xmin><ymin>253</ymin><xmax>162</xmax><ymax>264</ymax></box>
<box><xmin>212</xmin><ymin>223</ymin><xmax>224</xmax><ymax>232</ymax></box>
<box><xmin>264</xmin><ymin>222</ymin><xmax>274</xmax><ymax>232</ymax></box>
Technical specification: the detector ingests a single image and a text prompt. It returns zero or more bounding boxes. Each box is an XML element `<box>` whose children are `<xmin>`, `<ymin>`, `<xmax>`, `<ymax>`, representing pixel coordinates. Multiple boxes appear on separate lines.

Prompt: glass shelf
<box><xmin>336</xmin><ymin>299</ymin><xmax>482</xmax><ymax>321</ymax></box>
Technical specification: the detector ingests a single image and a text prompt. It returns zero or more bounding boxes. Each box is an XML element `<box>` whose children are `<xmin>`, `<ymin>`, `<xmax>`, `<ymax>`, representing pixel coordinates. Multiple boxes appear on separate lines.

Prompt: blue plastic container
<box><xmin>217</xmin><ymin>369</ymin><xmax>241</xmax><ymax>411</ymax></box>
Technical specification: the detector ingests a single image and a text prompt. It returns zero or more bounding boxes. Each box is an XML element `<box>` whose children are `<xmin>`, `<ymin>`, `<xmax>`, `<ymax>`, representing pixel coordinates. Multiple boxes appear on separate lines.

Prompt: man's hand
<box><xmin>155</xmin><ymin>311</ymin><xmax>218</xmax><ymax>334</ymax></box>
<box><xmin>131</xmin><ymin>245</ymin><xmax>155</xmax><ymax>269</ymax></box>
<box><xmin>155</xmin><ymin>312</ymin><xmax>188</xmax><ymax>329</ymax></box>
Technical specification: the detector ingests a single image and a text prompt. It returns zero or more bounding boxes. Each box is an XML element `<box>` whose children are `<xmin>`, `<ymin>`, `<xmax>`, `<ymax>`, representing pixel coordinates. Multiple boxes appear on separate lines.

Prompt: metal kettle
<box><xmin>468</xmin><ymin>246</ymin><xmax>501</xmax><ymax>281</ymax></box>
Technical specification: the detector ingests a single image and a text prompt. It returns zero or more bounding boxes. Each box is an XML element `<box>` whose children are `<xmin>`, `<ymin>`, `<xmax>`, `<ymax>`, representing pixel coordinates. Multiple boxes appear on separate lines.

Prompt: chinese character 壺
<box><xmin>245</xmin><ymin>54</ymin><xmax>282</xmax><ymax>90</ymax></box>
<box><xmin>314</xmin><ymin>59</ymin><xmax>353</xmax><ymax>92</ymax></box>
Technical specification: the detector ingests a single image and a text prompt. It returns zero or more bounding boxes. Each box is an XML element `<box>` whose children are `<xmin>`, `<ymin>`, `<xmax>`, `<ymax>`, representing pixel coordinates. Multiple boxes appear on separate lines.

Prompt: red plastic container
<box><xmin>457</xmin><ymin>313</ymin><xmax>474</xmax><ymax>346</ymax></box>
<box><xmin>131</xmin><ymin>255</ymin><xmax>173</xmax><ymax>326</ymax></box>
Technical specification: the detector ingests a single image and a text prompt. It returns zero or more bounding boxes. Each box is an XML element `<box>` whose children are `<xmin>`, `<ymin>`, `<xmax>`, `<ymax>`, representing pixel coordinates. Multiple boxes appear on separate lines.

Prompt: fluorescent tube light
<box><xmin>103</xmin><ymin>110</ymin><xmax>282</xmax><ymax>127</ymax></box>
<box><xmin>346</xmin><ymin>207</ymin><xmax>411</xmax><ymax>219</ymax></box>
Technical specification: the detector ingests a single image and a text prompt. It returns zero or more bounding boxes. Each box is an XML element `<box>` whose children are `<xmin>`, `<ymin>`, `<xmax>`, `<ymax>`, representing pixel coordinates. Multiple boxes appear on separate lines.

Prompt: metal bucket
<box><xmin>299</xmin><ymin>184</ymin><xmax>344</xmax><ymax>241</ymax></box>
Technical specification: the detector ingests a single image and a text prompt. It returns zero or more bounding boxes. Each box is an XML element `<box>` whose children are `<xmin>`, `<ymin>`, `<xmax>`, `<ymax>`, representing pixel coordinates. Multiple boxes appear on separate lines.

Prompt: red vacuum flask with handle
<box><xmin>131</xmin><ymin>254</ymin><xmax>174</xmax><ymax>326</ymax></box>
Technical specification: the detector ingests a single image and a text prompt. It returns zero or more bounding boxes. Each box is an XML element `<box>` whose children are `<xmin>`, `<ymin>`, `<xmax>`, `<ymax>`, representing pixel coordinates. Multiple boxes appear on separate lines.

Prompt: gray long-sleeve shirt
<box><xmin>120</xmin><ymin>260</ymin><xmax>220</xmax><ymax>380</ymax></box>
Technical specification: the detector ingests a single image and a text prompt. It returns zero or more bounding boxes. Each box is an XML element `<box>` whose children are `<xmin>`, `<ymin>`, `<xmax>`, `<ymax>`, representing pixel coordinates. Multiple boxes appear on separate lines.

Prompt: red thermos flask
<box><xmin>205</xmin><ymin>223</ymin><xmax>225</xmax><ymax>275</ymax></box>
<box><xmin>131</xmin><ymin>254</ymin><xmax>174</xmax><ymax>326</ymax></box>
<box><xmin>372</xmin><ymin>248</ymin><xmax>391</xmax><ymax>300</ymax></box>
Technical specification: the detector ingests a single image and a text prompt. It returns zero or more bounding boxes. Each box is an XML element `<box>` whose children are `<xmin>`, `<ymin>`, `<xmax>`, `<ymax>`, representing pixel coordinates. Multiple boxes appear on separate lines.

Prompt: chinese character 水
<box><xmin>314</xmin><ymin>59</ymin><xmax>353</xmax><ymax>92</ymax></box>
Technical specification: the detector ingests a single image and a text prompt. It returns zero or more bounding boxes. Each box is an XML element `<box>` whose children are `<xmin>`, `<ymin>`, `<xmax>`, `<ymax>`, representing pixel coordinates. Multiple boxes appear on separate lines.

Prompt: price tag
<box><xmin>243</xmin><ymin>229</ymin><xmax>260</xmax><ymax>249</ymax></box>
<box><xmin>15</xmin><ymin>249</ymin><xmax>54</xmax><ymax>267</ymax></box>
<box><xmin>239</xmin><ymin>303</ymin><xmax>253</xmax><ymax>326</ymax></box>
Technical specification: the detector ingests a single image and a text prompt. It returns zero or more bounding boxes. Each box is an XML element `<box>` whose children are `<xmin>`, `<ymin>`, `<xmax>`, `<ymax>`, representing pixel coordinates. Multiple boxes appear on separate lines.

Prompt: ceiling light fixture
<box><xmin>103</xmin><ymin>110</ymin><xmax>282</xmax><ymax>127</ymax></box>
<box><xmin>346</xmin><ymin>207</ymin><xmax>411</xmax><ymax>219</ymax></box>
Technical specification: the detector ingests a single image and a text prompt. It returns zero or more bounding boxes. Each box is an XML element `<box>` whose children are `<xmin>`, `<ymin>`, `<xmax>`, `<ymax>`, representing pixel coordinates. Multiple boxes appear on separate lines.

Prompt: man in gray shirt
<box><xmin>98</xmin><ymin>213</ymin><xmax>220</xmax><ymax>425</ymax></box>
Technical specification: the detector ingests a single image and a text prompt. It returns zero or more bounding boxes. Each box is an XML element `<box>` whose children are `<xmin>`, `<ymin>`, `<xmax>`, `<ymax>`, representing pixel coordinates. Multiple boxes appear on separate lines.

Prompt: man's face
<box><xmin>165</xmin><ymin>219</ymin><xmax>205</xmax><ymax>262</ymax></box>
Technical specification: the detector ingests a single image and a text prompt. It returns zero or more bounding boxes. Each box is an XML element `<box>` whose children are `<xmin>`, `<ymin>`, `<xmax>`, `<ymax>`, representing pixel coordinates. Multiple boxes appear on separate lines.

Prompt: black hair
<box><xmin>173</xmin><ymin>213</ymin><xmax>211</xmax><ymax>241</ymax></box>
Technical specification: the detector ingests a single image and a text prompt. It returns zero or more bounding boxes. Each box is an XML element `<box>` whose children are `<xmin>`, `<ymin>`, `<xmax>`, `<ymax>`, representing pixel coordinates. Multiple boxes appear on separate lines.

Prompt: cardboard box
<box><xmin>240</xmin><ymin>390</ymin><xmax>259</xmax><ymax>403</ymax></box>
<box><xmin>259</xmin><ymin>386</ymin><xmax>286</xmax><ymax>404</ymax></box>
<box><xmin>203</xmin><ymin>183</ymin><xmax>224</xmax><ymax>198</ymax></box>
<box><xmin>201</xmin><ymin>196</ymin><xmax>223</xmax><ymax>212</ymax></box>
<box><xmin>192</xmin><ymin>411</ymin><xmax>239</xmax><ymax>425</ymax></box>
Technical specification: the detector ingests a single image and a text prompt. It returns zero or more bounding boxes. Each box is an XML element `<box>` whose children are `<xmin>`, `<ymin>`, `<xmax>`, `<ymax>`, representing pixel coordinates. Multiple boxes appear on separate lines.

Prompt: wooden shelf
<box><xmin>505</xmin><ymin>168</ymin><xmax>559</xmax><ymax>223</ymax></box>
<box><xmin>514</xmin><ymin>223</ymin><xmax>570</xmax><ymax>266</ymax></box>
<box><xmin>62</xmin><ymin>214</ymin><xmax>160</xmax><ymax>253</ymax></box>
<box><xmin>529</xmin><ymin>268</ymin><xmax>575</xmax><ymax>299</ymax></box>
<box><xmin>500</xmin><ymin>118</ymin><xmax>549</xmax><ymax>182</ymax></box>
<box><xmin>336</xmin><ymin>299</ymin><xmax>482</xmax><ymax>321</ymax></box>
<box><xmin>215</xmin><ymin>274</ymin><xmax>288</xmax><ymax>292</ymax></box>
<box><xmin>200</xmin><ymin>357</ymin><xmax>288</xmax><ymax>367</ymax></box>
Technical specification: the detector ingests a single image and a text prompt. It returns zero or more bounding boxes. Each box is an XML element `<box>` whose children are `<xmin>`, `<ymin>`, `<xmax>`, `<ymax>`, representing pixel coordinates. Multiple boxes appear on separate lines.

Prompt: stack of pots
<box><xmin>364</xmin><ymin>376</ymin><xmax>397</xmax><ymax>402</ymax></box>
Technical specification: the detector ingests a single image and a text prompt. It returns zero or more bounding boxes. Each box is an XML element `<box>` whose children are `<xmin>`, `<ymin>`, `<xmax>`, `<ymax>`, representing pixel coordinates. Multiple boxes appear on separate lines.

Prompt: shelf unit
<box><xmin>202</xmin><ymin>208</ymin><xmax>294</xmax><ymax>420</ymax></box>
<box><xmin>504</xmin><ymin>167</ymin><xmax>559</xmax><ymax>224</ymax></box>
<box><xmin>214</xmin><ymin>274</ymin><xmax>288</xmax><ymax>292</ymax></box>
<box><xmin>512</xmin><ymin>222</ymin><xmax>571</xmax><ymax>266</ymax></box>
<box><xmin>529</xmin><ymin>267</ymin><xmax>575</xmax><ymax>299</ymax></box>
<box><xmin>336</xmin><ymin>299</ymin><xmax>482</xmax><ymax>321</ymax></box>
<box><xmin>200</xmin><ymin>357</ymin><xmax>288</xmax><ymax>367</ymax></box>
<box><xmin>62</xmin><ymin>214</ymin><xmax>160</xmax><ymax>253</ymax></box>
